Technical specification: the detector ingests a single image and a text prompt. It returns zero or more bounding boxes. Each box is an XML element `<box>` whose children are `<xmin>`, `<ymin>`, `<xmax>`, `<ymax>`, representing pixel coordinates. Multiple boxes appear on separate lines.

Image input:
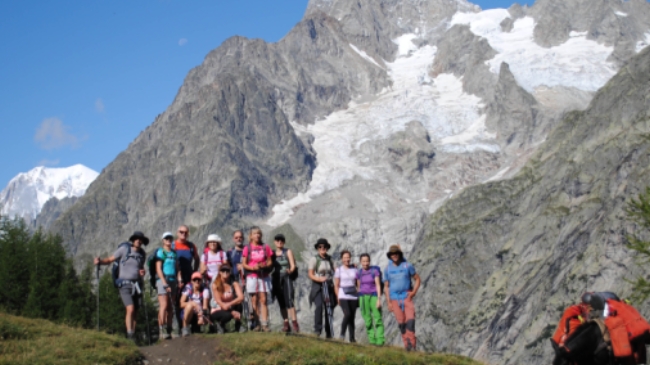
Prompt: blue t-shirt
<box><xmin>156</xmin><ymin>248</ymin><xmax>178</xmax><ymax>281</ymax></box>
<box><xmin>384</xmin><ymin>260</ymin><xmax>416</xmax><ymax>300</ymax></box>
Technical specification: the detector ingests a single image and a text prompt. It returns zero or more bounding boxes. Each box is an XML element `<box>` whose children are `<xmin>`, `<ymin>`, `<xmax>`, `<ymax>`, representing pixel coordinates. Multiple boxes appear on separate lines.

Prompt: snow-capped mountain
<box><xmin>0</xmin><ymin>165</ymin><xmax>98</xmax><ymax>220</ymax></box>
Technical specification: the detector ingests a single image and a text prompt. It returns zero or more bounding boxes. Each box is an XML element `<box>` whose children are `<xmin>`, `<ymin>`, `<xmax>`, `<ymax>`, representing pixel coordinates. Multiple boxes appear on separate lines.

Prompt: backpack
<box><xmin>274</xmin><ymin>248</ymin><xmax>298</xmax><ymax>281</ymax></box>
<box><xmin>111</xmin><ymin>242</ymin><xmax>132</xmax><ymax>288</ymax></box>
<box><xmin>357</xmin><ymin>266</ymin><xmax>383</xmax><ymax>294</ymax></box>
<box><xmin>203</xmin><ymin>250</ymin><xmax>227</xmax><ymax>271</ymax></box>
<box><xmin>147</xmin><ymin>247</ymin><xmax>176</xmax><ymax>288</ymax></box>
<box><xmin>604</xmin><ymin>299</ymin><xmax>650</xmax><ymax>358</ymax></box>
<box><xmin>551</xmin><ymin>304</ymin><xmax>587</xmax><ymax>346</ymax></box>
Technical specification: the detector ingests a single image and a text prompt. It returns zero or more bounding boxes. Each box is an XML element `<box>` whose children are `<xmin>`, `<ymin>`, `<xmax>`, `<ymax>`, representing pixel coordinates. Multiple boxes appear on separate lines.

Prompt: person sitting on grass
<box><xmin>210</xmin><ymin>263</ymin><xmax>244</xmax><ymax>333</ymax></box>
<box><xmin>180</xmin><ymin>271</ymin><xmax>210</xmax><ymax>336</ymax></box>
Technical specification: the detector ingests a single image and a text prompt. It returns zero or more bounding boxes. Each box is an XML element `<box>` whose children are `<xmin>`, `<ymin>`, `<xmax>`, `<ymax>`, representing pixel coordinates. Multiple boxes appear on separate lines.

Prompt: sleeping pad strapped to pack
<box><xmin>604</xmin><ymin>299</ymin><xmax>650</xmax><ymax>363</ymax></box>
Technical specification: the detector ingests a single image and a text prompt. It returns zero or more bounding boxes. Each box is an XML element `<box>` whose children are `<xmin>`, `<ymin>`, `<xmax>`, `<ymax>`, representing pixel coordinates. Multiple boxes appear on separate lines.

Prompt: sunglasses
<box><xmin>317</xmin><ymin>246</ymin><xmax>327</xmax><ymax>250</ymax></box>
<box><xmin>192</xmin><ymin>278</ymin><xmax>201</xmax><ymax>282</ymax></box>
<box><xmin>220</xmin><ymin>269</ymin><xmax>231</xmax><ymax>273</ymax></box>
<box><xmin>178</xmin><ymin>230</ymin><xmax>188</xmax><ymax>234</ymax></box>
<box><xmin>234</xmin><ymin>236</ymin><xmax>243</xmax><ymax>240</ymax></box>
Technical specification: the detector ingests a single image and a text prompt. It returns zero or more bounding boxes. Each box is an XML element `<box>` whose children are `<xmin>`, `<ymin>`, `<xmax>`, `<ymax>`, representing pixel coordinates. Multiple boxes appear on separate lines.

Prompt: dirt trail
<box><xmin>138</xmin><ymin>336</ymin><xmax>224</xmax><ymax>365</ymax></box>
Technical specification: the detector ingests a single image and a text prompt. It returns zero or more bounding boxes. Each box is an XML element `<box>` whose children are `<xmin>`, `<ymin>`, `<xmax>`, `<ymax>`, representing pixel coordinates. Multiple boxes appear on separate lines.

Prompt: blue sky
<box><xmin>0</xmin><ymin>0</ymin><xmax>533</xmax><ymax>188</ymax></box>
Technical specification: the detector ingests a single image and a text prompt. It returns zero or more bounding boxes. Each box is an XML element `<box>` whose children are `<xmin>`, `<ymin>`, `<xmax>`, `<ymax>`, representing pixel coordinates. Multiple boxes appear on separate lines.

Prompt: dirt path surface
<box><xmin>138</xmin><ymin>336</ymin><xmax>224</xmax><ymax>365</ymax></box>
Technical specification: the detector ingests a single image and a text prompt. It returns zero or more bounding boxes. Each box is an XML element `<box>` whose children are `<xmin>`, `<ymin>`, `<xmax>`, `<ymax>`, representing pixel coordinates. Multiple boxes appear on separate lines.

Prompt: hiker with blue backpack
<box><xmin>241</xmin><ymin>226</ymin><xmax>273</xmax><ymax>332</ymax></box>
<box><xmin>93</xmin><ymin>231</ymin><xmax>149</xmax><ymax>340</ymax></box>
<box><xmin>150</xmin><ymin>232</ymin><xmax>181</xmax><ymax>340</ymax></box>
<box><xmin>356</xmin><ymin>253</ymin><xmax>385</xmax><ymax>346</ymax></box>
<box><xmin>271</xmin><ymin>233</ymin><xmax>299</xmax><ymax>333</ymax></box>
<box><xmin>384</xmin><ymin>244</ymin><xmax>420</xmax><ymax>351</ymax></box>
<box><xmin>334</xmin><ymin>249</ymin><xmax>358</xmax><ymax>342</ymax></box>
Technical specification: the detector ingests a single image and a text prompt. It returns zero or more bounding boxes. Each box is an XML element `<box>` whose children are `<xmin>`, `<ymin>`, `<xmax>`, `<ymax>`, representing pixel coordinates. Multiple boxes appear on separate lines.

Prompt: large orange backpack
<box><xmin>605</xmin><ymin>299</ymin><xmax>650</xmax><ymax>362</ymax></box>
<box><xmin>552</xmin><ymin>304</ymin><xmax>588</xmax><ymax>346</ymax></box>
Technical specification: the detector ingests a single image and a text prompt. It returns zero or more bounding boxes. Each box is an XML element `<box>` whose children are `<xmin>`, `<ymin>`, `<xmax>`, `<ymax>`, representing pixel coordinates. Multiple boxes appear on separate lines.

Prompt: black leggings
<box><xmin>339</xmin><ymin>299</ymin><xmax>358</xmax><ymax>341</ymax></box>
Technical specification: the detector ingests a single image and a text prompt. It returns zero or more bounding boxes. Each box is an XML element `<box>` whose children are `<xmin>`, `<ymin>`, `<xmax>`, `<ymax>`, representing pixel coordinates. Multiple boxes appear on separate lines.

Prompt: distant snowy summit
<box><xmin>0</xmin><ymin>165</ymin><xmax>99</xmax><ymax>220</ymax></box>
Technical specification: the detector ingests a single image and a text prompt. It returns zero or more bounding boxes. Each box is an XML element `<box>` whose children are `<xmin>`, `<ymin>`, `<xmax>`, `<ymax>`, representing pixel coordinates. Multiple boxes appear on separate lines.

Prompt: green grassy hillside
<box><xmin>212</xmin><ymin>332</ymin><xmax>482</xmax><ymax>365</ymax></box>
<box><xmin>0</xmin><ymin>313</ymin><xmax>139</xmax><ymax>365</ymax></box>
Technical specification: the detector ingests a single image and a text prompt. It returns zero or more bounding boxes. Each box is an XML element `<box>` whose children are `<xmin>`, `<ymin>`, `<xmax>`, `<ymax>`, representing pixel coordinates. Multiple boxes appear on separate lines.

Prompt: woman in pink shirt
<box><xmin>241</xmin><ymin>226</ymin><xmax>273</xmax><ymax>332</ymax></box>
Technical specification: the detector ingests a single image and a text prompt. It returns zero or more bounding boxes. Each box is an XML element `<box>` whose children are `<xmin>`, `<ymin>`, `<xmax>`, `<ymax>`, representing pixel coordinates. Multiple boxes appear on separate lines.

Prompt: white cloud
<box><xmin>178</xmin><ymin>38</ymin><xmax>188</xmax><ymax>46</ymax></box>
<box><xmin>34</xmin><ymin>118</ymin><xmax>80</xmax><ymax>150</ymax></box>
<box><xmin>95</xmin><ymin>98</ymin><xmax>105</xmax><ymax>113</ymax></box>
<box><xmin>37</xmin><ymin>159</ymin><xmax>60</xmax><ymax>167</ymax></box>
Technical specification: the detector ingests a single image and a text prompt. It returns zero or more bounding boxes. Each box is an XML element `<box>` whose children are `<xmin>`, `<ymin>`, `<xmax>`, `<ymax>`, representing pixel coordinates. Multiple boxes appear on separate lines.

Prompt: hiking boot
<box><xmin>262</xmin><ymin>325</ymin><xmax>272</xmax><ymax>332</ymax></box>
<box><xmin>339</xmin><ymin>335</ymin><xmax>345</xmax><ymax>341</ymax></box>
<box><xmin>292</xmin><ymin>321</ymin><xmax>300</xmax><ymax>333</ymax></box>
<box><xmin>282</xmin><ymin>321</ymin><xmax>290</xmax><ymax>332</ymax></box>
<box><xmin>160</xmin><ymin>326</ymin><xmax>171</xmax><ymax>340</ymax></box>
<box><xmin>181</xmin><ymin>327</ymin><xmax>190</xmax><ymax>337</ymax></box>
<box><xmin>406</xmin><ymin>339</ymin><xmax>413</xmax><ymax>351</ymax></box>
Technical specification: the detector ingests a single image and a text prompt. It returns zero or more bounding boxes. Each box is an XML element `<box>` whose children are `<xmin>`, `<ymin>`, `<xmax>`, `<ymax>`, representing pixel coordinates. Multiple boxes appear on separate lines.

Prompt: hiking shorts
<box><xmin>119</xmin><ymin>285</ymin><xmax>141</xmax><ymax>309</ymax></box>
<box><xmin>246</xmin><ymin>276</ymin><xmax>272</xmax><ymax>293</ymax></box>
<box><xmin>156</xmin><ymin>279</ymin><xmax>178</xmax><ymax>296</ymax></box>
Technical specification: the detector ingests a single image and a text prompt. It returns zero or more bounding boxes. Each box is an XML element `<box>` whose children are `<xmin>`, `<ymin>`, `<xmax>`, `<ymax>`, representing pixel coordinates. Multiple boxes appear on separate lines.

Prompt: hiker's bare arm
<box><xmin>263</xmin><ymin>252</ymin><xmax>272</xmax><ymax>268</ymax></box>
<box><xmin>309</xmin><ymin>269</ymin><xmax>326</xmax><ymax>283</ymax></box>
<box><xmin>199</xmin><ymin>261</ymin><xmax>207</xmax><ymax>276</ymax></box>
<box><xmin>179</xmin><ymin>294</ymin><xmax>190</xmax><ymax>308</ymax></box>
<box><xmin>232</xmin><ymin>282</ymin><xmax>244</xmax><ymax>306</ymax></box>
<box><xmin>192</xmin><ymin>249</ymin><xmax>200</xmax><ymax>272</ymax></box>
<box><xmin>287</xmin><ymin>250</ymin><xmax>296</xmax><ymax>273</ymax></box>
<box><xmin>94</xmin><ymin>255</ymin><xmax>116</xmax><ymax>265</ymax></box>
<box><xmin>375</xmin><ymin>276</ymin><xmax>382</xmax><ymax>307</ymax></box>
<box><xmin>334</xmin><ymin>276</ymin><xmax>341</xmax><ymax>304</ymax></box>
<box><xmin>203</xmin><ymin>296</ymin><xmax>209</xmax><ymax>311</ymax></box>
<box><xmin>384</xmin><ymin>281</ymin><xmax>391</xmax><ymax>309</ymax></box>
<box><xmin>409</xmin><ymin>273</ymin><xmax>421</xmax><ymax>298</ymax></box>
<box><xmin>242</xmin><ymin>255</ymin><xmax>256</xmax><ymax>271</ymax></box>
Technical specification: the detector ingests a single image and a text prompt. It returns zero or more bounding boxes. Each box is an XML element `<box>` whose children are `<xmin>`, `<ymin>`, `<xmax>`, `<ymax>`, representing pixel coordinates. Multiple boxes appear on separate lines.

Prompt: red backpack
<box><xmin>605</xmin><ymin>299</ymin><xmax>650</xmax><ymax>360</ymax></box>
<box><xmin>552</xmin><ymin>304</ymin><xmax>588</xmax><ymax>346</ymax></box>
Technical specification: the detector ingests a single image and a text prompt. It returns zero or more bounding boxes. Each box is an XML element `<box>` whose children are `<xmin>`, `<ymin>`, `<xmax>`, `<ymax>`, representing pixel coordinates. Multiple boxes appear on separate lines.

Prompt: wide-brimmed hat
<box><xmin>386</xmin><ymin>244</ymin><xmax>403</xmax><ymax>259</ymax></box>
<box><xmin>205</xmin><ymin>234</ymin><xmax>222</xmax><ymax>244</ymax></box>
<box><xmin>314</xmin><ymin>238</ymin><xmax>331</xmax><ymax>250</ymax></box>
<box><xmin>161</xmin><ymin>231</ymin><xmax>174</xmax><ymax>240</ymax></box>
<box><xmin>129</xmin><ymin>231</ymin><xmax>149</xmax><ymax>245</ymax></box>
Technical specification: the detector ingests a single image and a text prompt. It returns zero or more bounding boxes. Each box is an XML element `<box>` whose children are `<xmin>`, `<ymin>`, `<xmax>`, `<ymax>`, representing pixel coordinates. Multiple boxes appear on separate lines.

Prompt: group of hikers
<box><xmin>93</xmin><ymin>225</ymin><xmax>421</xmax><ymax>350</ymax></box>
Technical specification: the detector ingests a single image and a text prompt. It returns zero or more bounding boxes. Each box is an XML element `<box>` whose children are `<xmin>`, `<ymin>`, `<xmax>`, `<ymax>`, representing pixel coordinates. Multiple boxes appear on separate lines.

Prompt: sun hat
<box><xmin>314</xmin><ymin>238</ymin><xmax>331</xmax><ymax>250</ymax></box>
<box><xmin>129</xmin><ymin>231</ymin><xmax>150</xmax><ymax>245</ymax></box>
<box><xmin>205</xmin><ymin>234</ymin><xmax>222</xmax><ymax>243</ymax></box>
<box><xmin>161</xmin><ymin>231</ymin><xmax>174</xmax><ymax>240</ymax></box>
<box><xmin>191</xmin><ymin>272</ymin><xmax>203</xmax><ymax>281</ymax></box>
<box><xmin>386</xmin><ymin>244</ymin><xmax>403</xmax><ymax>259</ymax></box>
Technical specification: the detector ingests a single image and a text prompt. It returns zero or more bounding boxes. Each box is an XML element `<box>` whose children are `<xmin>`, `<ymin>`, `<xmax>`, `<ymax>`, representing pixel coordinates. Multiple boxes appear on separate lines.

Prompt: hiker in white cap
<box><xmin>200</xmin><ymin>234</ymin><xmax>229</xmax><ymax>282</ymax></box>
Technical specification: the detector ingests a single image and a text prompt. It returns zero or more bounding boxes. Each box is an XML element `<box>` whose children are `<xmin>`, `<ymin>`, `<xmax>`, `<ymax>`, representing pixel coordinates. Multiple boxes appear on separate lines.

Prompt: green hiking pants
<box><xmin>359</xmin><ymin>294</ymin><xmax>384</xmax><ymax>345</ymax></box>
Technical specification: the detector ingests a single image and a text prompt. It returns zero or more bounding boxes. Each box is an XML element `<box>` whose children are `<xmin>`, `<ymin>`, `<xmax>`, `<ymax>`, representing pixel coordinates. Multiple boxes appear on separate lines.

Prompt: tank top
<box><xmin>274</xmin><ymin>248</ymin><xmax>290</xmax><ymax>274</ymax></box>
<box><xmin>213</xmin><ymin>284</ymin><xmax>235</xmax><ymax>311</ymax></box>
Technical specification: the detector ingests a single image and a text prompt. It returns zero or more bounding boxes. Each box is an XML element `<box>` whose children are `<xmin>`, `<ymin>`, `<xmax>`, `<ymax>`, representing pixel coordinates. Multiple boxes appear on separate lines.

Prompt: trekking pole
<box><xmin>241</xmin><ymin>274</ymin><xmax>251</xmax><ymax>331</ymax></box>
<box><xmin>142</xmin><ymin>282</ymin><xmax>151</xmax><ymax>345</ymax></box>
<box><xmin>96</xmin><ymin>264</ymin><xmax>100</xmax><ymax>331</ymax></box>
<box><xmin>322</xmin><ymin>281</ymin><xmax>335</xmax><ymax>337</ymax></box>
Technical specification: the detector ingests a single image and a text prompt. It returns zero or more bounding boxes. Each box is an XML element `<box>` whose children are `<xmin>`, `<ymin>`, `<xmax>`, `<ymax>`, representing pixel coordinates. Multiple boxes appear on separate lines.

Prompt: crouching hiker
<box><xmin>153</xmin><ymin>232</ymin><xmax>181</xmax><ymax>339</ymax></box>
<box><xmin>94</xmin><ymin>231</ymin><xmax>149</xmax><ymax>340</ymax></box>
<box><xmin>356</xmin><ymin>253</ymin><xmax>385</xmax><ymax>346</ymax></box>
<box><xmin>308</xmin><ymin>238</ymin><xmax>336</xmax><ymax>338</ymax></box>
<box><xmin>180</xmin><ymin>272</ymin><xmax>210</xmax><ymax>336</ymax></box>
<box><xmin>210</xmin><ymin>263</ymin><xmax>244</xmax><ymax>332</ymax></box>
<box><xmin>384</xmin><ymin>245</ymin><xmax>420</xmax><ymax>351</ymax></box>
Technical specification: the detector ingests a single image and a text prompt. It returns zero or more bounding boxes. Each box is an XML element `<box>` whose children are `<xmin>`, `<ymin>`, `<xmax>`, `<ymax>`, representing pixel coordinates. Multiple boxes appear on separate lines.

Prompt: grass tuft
<box><xmin>0</xmin><ymin>312</ymin><xmax>139</xmax><ymax>365</ymax></box>
<box><xmin>211</xmin><ymin>332</ymin><xmax>482</xmax><ymax>365</ymax></box>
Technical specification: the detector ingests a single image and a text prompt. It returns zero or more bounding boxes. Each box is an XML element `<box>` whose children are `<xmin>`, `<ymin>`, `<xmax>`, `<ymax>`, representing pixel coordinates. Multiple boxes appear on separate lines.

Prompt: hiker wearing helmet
<box><xmin>94</xmin><ymin>231</ymin><xmax>149</xmax><ymax>340</ymax></box>
<box><xmin>384</xmin><ymin>245</ymin><xmax>420</xmax><ymax>351</ymax></box>
<box><xmin>334</xmin><ymin>249</ymin><xmax>358</xmax><ymax>342</ymax></box>
<box><xmin>356</xmin><ymin>253</ymin><xmax>385</xmax><ymax>346</ymax></box>
<box><xmin>241</xmin><ymin>226</ymin><xmax>273</xmax><ymax>332</ymax></box>
<box><xmin>210</xmin><ymin>263</ymin><xmax>244</xmax><ymax>332</ymax></box>
<box><xmin>200</xmin><ymin>234</ymin><xmax>229</xmax><ymax>282</ymax></box>
<box><xmin>154</xmin><ymin>232</ymin><xmax>181</xmax><ymax>340</ymax></box>
<box><xmin>271</xmin><ymin>233</ymin><xmax>299</xmax><ymax>333</ymax></box>
<box><xmin>179</xmin><ymin>271</ymin><xmax>210</xmax><ymax>336</ymax></box>
<box><xmin>308</xmin><ymin>238</ymin><xmax>336</xmax><ymax>338</ymax></box>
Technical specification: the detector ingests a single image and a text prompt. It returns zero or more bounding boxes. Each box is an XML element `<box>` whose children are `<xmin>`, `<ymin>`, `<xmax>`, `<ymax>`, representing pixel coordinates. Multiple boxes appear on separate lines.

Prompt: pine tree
<box><xmin>57</xmin><ymin>260</ymin><xmax>94</xmax><ymax>327</ymax></box>
<box><xmin>23</xmin><ymin>231</ymin><xmax>66</xmax><ymax>320</ymax></box>
<box><xmin>626</xmin><ymin>186</ymin><xmax>650</xmax><ymax>302</ymax></box>
<box><xmin>94</xmin><ymin>270</ymin><xmax>126</xmax><ymax>335</ymax></box>
<box><xmin>0</xmin><ymin>216</ymin><xmax>31</xmax><ymax>314</ymax></box>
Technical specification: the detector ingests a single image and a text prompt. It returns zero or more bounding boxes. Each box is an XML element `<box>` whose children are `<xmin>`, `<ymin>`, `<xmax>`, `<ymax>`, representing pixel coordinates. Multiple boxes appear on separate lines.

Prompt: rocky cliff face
<box><xmin>48</xmin><ymin>0</ymin><xmax>650</xmax><ymax>363</ymax></box>
<box><xmin>413</xmin><ymin>46</ymin><xmax>650</xmax><ymax>364</ymax></box>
